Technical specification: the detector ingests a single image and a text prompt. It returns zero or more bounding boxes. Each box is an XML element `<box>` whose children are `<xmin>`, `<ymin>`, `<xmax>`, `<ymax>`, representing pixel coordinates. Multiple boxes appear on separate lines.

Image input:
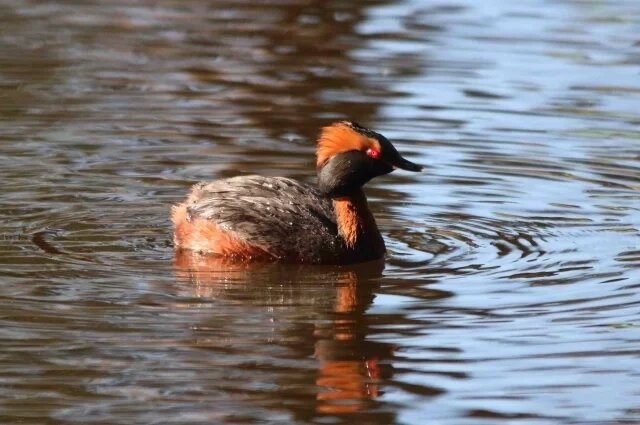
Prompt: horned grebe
<box><xmin>172</xmin><ymin>121</ymin><xmax>422</xmax><ymax>264</ymax></box>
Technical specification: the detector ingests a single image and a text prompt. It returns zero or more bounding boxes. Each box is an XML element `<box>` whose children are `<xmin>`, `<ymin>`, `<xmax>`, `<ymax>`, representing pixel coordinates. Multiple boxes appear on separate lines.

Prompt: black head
<box><xmin>316</xmin><ymin>121</ymin><xmax>422</xmax><ymax>198</ymax></box>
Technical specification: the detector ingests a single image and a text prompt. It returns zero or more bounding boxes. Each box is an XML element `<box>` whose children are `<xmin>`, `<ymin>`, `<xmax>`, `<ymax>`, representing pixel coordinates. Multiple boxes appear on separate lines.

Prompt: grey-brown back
<box><xmin>186</xmin><ymin>175</ymin><xmax>346</xmax><ymax>263</ymax></box>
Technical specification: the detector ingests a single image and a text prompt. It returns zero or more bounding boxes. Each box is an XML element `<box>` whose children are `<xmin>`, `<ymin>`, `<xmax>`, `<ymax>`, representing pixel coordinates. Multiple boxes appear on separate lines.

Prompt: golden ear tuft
<box><xmin>316</xmin><ymin>122</ymin><xmax>380</xmax><ymax>167</ymax></box>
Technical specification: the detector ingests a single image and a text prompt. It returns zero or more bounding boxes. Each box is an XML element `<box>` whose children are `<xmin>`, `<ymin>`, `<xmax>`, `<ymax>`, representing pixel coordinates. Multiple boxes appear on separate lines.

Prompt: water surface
<box><xmin>1</xmin><ymin>0</ymin><xmax>639</xmax><ymax>424</ymax></box>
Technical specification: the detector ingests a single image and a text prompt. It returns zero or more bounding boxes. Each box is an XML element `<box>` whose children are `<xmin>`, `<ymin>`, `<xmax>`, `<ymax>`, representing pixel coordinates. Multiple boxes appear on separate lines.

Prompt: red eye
<box><xmin>366</xmin><ymin>148</ymin><xmax>381</xmax><ymax>160</ymax></box>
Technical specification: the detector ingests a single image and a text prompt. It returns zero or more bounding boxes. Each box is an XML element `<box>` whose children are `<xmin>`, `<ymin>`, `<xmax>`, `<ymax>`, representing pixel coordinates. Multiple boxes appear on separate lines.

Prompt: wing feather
<box><xmin>185</xmin><ymin>176</ymin><xmax>339</xmax><ymax>260</ymax></box>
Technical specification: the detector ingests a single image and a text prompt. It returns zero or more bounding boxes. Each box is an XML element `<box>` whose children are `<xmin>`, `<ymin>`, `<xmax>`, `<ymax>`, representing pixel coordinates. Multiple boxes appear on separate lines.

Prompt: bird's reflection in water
<box><xmin>174</xmin><ymin>251</ymin><xmax>393</xmax><ymax>415</ymax></box>
<box><xmin>314</xmin><ymin>272</ymin><xmax>393</xmax><ymax>414</ymax></box>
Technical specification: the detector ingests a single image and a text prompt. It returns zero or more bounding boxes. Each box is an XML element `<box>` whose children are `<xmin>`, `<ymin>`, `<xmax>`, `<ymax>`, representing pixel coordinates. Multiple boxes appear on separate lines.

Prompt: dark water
<box><xmin>1</xmin><ymin>0</ymin><xmax>639</xmax><ymax>424</ymax></box>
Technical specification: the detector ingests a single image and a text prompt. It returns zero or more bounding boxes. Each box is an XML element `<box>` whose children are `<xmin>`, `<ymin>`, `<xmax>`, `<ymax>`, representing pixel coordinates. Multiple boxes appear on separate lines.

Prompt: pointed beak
<box><xmin>392</xmin><ymin>156</ymin><xmax>423</xmax><ymax>172</ymax></box>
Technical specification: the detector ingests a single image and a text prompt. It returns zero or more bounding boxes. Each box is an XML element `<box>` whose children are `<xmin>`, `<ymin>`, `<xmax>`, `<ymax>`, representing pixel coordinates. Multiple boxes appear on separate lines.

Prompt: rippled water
<box><xmin>1</xmin><ymin>0</ymin><xmax>639</xmax><ymax>424</ymax></box>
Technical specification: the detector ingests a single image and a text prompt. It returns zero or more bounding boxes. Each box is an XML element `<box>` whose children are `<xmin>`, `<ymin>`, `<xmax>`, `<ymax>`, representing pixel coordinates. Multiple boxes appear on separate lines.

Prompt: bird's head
<box><xmin>316</xmin><ymin>121</ymin><xmax>422</xmax><ymax>198</ymax></box>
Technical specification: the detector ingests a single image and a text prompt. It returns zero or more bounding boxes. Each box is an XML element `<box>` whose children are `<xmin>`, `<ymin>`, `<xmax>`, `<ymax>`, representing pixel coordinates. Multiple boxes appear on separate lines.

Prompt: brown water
<box><xmin>1</xmin><ymin>1</ymin><xmax>639</xmax><ymax>424</ymax></box>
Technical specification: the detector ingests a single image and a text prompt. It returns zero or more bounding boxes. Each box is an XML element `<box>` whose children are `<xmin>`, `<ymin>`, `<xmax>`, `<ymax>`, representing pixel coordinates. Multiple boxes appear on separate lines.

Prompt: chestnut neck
<box><xmin>332</xmin><ymin>189</ymin><xmax>385</xmax><ymax>257</ymax></box>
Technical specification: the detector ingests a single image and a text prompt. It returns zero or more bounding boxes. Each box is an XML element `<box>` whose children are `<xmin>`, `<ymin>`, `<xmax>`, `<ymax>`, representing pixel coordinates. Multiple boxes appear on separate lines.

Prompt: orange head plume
<box><xmin>316</xmin><ymin>121</ymin><xmax>382</xmax><ymax>168</ymax></box>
